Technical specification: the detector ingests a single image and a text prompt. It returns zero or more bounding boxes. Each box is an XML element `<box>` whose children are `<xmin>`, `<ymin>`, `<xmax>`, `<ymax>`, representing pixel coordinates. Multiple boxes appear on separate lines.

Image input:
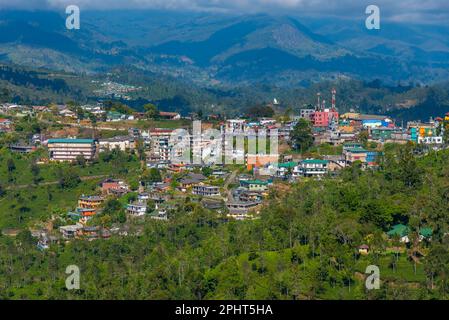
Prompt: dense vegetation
<box><xmin>0</xmin><ymin>148</ymin><xmax>141</xmax><ymax>229</ymax></box>
<box><xmin>2</xmin><ymin>63</ymin><xmax>449</xmax><ymax>122</ymax></box>
<box><xmin>1</xmin><ymin>144</ymin><xmax>449</xmax><ymax>299</ymax></box>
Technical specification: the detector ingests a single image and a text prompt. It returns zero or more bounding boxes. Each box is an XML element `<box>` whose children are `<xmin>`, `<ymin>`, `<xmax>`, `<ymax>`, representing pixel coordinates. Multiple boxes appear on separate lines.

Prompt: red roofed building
<box><xmin>159</xmin><ymin>111</ymin><xmax>181</xmax><ymax>120</ymax></box>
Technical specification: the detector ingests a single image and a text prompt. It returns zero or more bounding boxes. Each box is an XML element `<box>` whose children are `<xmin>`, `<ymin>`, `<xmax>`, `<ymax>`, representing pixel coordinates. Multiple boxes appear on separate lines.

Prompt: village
<box><xmin>1</xmin><ymin>89</ymin><xmax>448</xmax><ymax>253</ymax></box>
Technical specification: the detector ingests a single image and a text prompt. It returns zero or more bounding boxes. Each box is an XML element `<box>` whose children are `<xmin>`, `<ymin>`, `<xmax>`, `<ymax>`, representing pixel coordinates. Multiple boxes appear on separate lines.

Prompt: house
<box><xmin>59</xmin><ymin>108</ymin><xmax>76</xmax><ymax>118</ymax></box>
<box><xmin>293</xmin><ymin>159</ymin><xmax>329</xmax><ymax>178</ymax></box>
<box><xmin>138</xmin><ymin>193</ymin><xmax>150</xmax><ymax>201</ymax></box>
<box><xmin>47</xmin><ymin>138</ymin><xmax>97</xmax><ymax>162</ymax></box>
<box><xmin>150</xmin><ymin>210</ymin><xmax>169</xmax><ymax>220</ymax></box>
<box><xmin>202</xmin><ymin>198</ymin><xmax>224</xmax><ymax>210</ymax></box>
<box><xmin>59</xmin><ymin>224</ymin><xmax>84</xmax><ymax>239</ymax></box>
<box><xmin>106</xmin><ymin>111</ymin><xmax>126</xmax><ymax>122</ymax></box>
<box><xmin>226</xmin><ymin>200</ymin><xmax>261</xmax><ymax>220</ymax></box>
<box><xmin>153</xmin><ymin>182</ymin><xmax>170</xmax><ymax>192</ymax></box>
<box><xmin>127</xmin><ymin>201</ymin><xmax>147</xmax><ymax>217</ymax></box>
<box><xmin>358</xmin><ymin>245</ymin><xmax>370</xmax><ymax>255</ymax></box>
<box><xmin>343</xmin><ymin>148</ymin><xmax>368</xmax><ymax>164</ymax></box>
<box><xmin>99</xmin><ymin>136</ymin><xmax>135</xmax><ymax>152</ymax></box>
<box><xmin>179</xmin><ymin>173</ymin><xmax>207</xmax><ymax>190</ymax></box>
<box><xmin>323</xmin><ymin>155</ymin><xmax>346</xmax><ymax>171</ymax></box>
<box><xmin>82</xmin><ymin>226</ymin><xmax>100</xmax><ymax>240</ymax></box>
<box><xmin>78</xmin><ymin>195</ymin><xmax>104</xmax><ymax>209</ymax></box>
<box><xmin>33</xmin><ymin>105</ymin><xmax>50</xmax><ymax>113</ymax></box>
<box><xmin>240</xmin><ymin>179</ymin><xmax>269</xmax><ymax>192</ymax></box>
<box><xmin>179</xmin><ymin>178</ymin><xmax>202</xmax><ymax>190</ymax></box>
<box><xmin>159</xmin><ymin>111</ymin><xmax>181</xmax><ymax>120</ymax></box>
<box><xmin>9</xmin><ymin>144</ymin><xmax>36</xmax><ymax>153</ymax></box>
<box><xmin>276</xmin><ymin>162</ymin><xmax>297</xmax><ymax>178</ymax></box>
<box><xmin>387</xmin><ymin>224</ymin><xmax>433</xmax><ymax>243</ymax></box>
<box><xmin>101</xmin><ymin>179</ymin><xmax>129</xmax><ymax>195</ymax></box>
<box><xmin>192</xmin><ymin>184</ymin><xmax>220</xmax><ymax>197</ymax></box>
<box><xmin>239</xmin><ymin>191</ymin><xmax>263</xmax><ymax>202</ymax></box>
<box><xmin>101</xmin><ymin>229</ymin><xmax>112</xmax><ymax>239</ymax></box>
<box><xmin>0</xmin><ymin>118</ymin><xmax>13</xmax><ymax>132</ymax></box>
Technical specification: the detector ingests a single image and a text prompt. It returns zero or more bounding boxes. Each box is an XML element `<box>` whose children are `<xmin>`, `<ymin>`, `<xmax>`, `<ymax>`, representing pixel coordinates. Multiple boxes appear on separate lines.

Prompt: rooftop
<box><xmin>48</xmin><ymin>138</ymin><xmax>95</xmax><ymax>144</ymax></box>
<box><xmin>301</xmin><ymin>159</ymin><xmax>329</xmax><ymax>165</ymax></box>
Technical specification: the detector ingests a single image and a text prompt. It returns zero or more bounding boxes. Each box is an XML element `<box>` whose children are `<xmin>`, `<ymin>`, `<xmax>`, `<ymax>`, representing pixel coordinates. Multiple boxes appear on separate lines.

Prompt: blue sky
<box><xmin>0</xmin><ymin>0</ymin><xmax>448</xmax><ymax>24</ymax></box>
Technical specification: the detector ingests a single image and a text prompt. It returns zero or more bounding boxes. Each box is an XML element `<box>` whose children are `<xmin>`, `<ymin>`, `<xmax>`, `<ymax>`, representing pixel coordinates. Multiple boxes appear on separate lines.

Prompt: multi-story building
<box><xmin>192</xmin><ymin>184</ymin><xmax>220</xmax><ymax>197</ymax></box>
<box><xmin>98</xmin><ymin>136</ymin><xmax>135</xmax><ymax>152</ymax></box>
<box><xmin>127</xmin><ymin>201</ymin><xmax>147</xmax><ymax>217</ymax></box>
<box><xmin>408</xmin><ymin>121</ymin><xmax>441</xmax><ymax>144</ymax></box>
<box><xmin>312</xmin><ymin>109</ymin><xmax>339</xmax><ymax>128</ymax></box>
<box><xmin>226</xmin><ymin>200</ymin><xmax>261</xmax><ymax>220</ymax></box>
<box><xmin>293</xmin><ymin>159</ymin><xmax>329</xmax><ymax>177</ymax></box>
<box><xmin>240</xmin><ymin>179</ymin><xmax>269</xmax><ymax>192</ymax></box>
<box><xmin>343</xmin><ymin>148</ymin><xmax>367</xmax><ymax>164</ymax></box>
<box><xmin>149</xmin><ymin>129</ymin><xmax>174</xmax><ymax>161</ymax></box>
<box><xmin>0</xmin><ymin>118</ymin><xmax>13</xmax><ymax>132</ymax></box>
<box><xmin>299</xmin><ymin>109</ymin><xmax>315</xmax><ymax>121</ymax></box>
<box><xmin>47</xmin><ymin>138</ymin><xmax>97</xmax><ymax>161</ymax></box>
<box><xmin>78</xmin><ymin>195</ymin><xmax>104</xmax><ymax>209</ymax></box>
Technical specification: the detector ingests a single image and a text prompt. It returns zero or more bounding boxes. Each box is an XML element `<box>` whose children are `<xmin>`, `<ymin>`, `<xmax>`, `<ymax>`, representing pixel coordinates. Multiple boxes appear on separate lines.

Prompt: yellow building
<box><xmin>78</xmin><ymin>195</ymin><xmax>104</xmax><ymax>209</ymax></box>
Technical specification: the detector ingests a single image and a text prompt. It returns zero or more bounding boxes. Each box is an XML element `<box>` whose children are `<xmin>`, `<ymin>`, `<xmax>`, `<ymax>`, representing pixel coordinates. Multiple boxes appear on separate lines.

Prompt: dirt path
<box><xmin>5</xmin><ymin>175</ymin><xmax>108</xmax><ymax>190</ymax></box>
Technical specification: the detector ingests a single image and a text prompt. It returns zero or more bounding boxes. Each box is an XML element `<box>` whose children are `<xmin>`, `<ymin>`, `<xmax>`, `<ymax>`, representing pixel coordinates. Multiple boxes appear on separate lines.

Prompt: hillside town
<box><xmin>1</xmin><ymin>89</ymin><xmax>448</xmax><ymax>252</ymax></box>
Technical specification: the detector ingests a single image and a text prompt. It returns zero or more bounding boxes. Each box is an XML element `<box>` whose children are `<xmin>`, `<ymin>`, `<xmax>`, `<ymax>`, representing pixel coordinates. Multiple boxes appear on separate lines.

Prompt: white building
<box><xmin>293</xmin><ymin>159</ymin><xmax>329</xmax><ymax>178</ymax></box>
<box><xmin>99</xmin><ymin>136</ymin><xmax>135</xmax><ymax>152</ymax></box>
<box><xmin>126</xmin><ymin>201</ymin><xmax>147</xmax><ymax>217</ymax></box>
<box><xmin>47</xmin><ymin>138</ymin><xmax>97</xmax><ymax>161</ymax></box>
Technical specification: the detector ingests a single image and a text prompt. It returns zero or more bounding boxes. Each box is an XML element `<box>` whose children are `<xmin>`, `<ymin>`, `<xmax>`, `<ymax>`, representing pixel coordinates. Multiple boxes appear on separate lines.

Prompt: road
<box><xmin>5</xmin><ymin>175</ymin><xmax>108</xmax><ymax>190</ymax></box>
<box><xmin>223</xmin><ymin>169</ymin><xmax>239</xmax><ymax>201</ymax></box>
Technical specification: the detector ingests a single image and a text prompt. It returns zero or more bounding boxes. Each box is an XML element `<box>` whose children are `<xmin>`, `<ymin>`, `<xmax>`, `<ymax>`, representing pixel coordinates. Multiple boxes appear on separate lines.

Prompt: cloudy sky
<box><xmin>0</xmin><ymin>0</ymin><xmax>448</xmax><ymax>23</ymax></box>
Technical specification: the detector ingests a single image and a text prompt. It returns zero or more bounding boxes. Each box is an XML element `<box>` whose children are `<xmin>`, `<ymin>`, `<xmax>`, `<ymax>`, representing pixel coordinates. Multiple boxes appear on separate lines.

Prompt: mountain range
<box><xmin>1</xmin><ymin>10</ymin><xmax>449</xmax><ymax>87</ymax></box>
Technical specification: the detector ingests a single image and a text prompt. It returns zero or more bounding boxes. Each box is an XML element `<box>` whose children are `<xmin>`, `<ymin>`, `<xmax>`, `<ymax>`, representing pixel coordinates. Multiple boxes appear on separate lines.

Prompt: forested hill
<box><xmin>1</xmin><ymin>144</ymin><xmax>449</xmax><ymax>299</ymax></box>
<box><xmin>1</xmin><ymin>63</ymin><xmax>449</xmax><ymax>121</ymax></box>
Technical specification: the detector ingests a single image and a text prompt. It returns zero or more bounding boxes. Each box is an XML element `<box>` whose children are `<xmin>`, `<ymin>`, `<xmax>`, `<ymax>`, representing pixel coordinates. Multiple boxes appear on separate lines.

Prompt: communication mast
<box><xmin>331</xmin><ymin>88</ymin><xmax>336</xmax><ymax>111</ymax></box>
<box><xmin>316</xmin><ymin>93</ymin><xmax>321</xmax><ymax>111</ymax></box>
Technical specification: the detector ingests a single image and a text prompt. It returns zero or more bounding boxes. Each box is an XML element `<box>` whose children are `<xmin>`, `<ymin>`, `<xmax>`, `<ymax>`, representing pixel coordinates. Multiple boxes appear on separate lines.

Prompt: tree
<box><xmin>146</xmin><ymin>200</ymin><xmax>156</xmax><ymax>214</ymax></box>
<box><xmin>7</xmin><ymin>158</ymin><xmax>15</xmax><ymax>173</ymax></box>
<box><xmin>30</xmin><ymin>162</ymin><xmax>41</xmax><ymax>184</ymax></box>
<box><xmin>398</xmin><ymin>143</ymin><xmax>423</xmax><ymax>188</ymax></box>
<box><xmin>58</xmin><ymin>167</ymin><xmax>81</xmax><ymax>189</ymax></box>
<box><xmin>141</xmin><ymin>168</ymin><xmax>162</xmax><ymax>185</ymax></box>
<box><xmin>358</xmin><ymin>130</ymin><xmax>369</xmax><ymax>147</ymax></box>
<box><xmin>75</xmin><ymin>155</ymin><xmax>86</xmax><ymax>167</ymax></box>
<box><xmin>245</xmin><ymin>105</ymin><xmax>275</xmax><ymax>119</ymax></box>
<box><xmin>143</xmin><ymin>103</ymin><xmax>159</xmax><ymax>119</ymax></box>
<box><xmin>201</xmin><ymin>167</ymin><xmax>213</xmax><ymax>177</ymax></box>
<box><xmin>290</xmin><ymin>119</ymin><xmax>314</xmax><ymax>152</ymax></box>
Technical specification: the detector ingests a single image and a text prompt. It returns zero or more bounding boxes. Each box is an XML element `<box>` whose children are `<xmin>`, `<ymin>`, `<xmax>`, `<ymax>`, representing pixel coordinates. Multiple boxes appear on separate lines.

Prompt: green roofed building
<box><xmin>293</xmin><ymin>159</ymin><xmax>329</xmax><ymax>178</ymax></box>
<box><xmin>387</xmin><ymin>224</ymin><xmax>433</xmax><ymax>242</ymax></box>
<box><xmin>278</xmin><ymin>162</ymin><xmax>297</xmax><ymax>169</ymax></box>
<box><xmin>240</xmin><ymin>179</ymin><xmax>270</xmax><ymax>192</ymax></box>
<box><xmin>387</xmin><ymin>224</ymin><xmax>409</xmax><ymax>238</ymax></box>
<box><xmin>47</xmin><ymin>138</ymin><xmax>97</xmax><ymax>162</ymax></box>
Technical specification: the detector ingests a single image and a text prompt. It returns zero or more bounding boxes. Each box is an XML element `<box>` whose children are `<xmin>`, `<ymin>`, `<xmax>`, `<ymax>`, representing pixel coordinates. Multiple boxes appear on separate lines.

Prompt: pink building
<box><xmin>312</xmin><ymin>110</ymin><xmax>339</xmax><ymax>127</ymax></box>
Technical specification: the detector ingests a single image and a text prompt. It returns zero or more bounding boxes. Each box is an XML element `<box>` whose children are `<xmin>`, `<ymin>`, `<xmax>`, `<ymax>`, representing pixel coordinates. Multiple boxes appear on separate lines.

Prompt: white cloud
<box><xmin>0</xmin><ymin>0</ymin><xmax>448</xmax><ymax>23</ymax></box>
